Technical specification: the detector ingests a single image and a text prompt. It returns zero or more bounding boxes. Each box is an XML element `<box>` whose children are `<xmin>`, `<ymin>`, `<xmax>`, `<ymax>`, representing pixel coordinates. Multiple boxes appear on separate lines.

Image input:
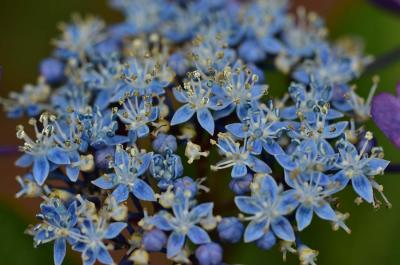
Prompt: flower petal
<box><xmin>271</xmin><ymin>217</ymin><xmax>295</xmax><ymax>241</ymax></box>
<box><xmin>47</xmin><ymin>147</ymin><xmax>71</xmax><ymax>165</ymax></box>
<box><xmin>352</xmin><ymin>175</ymin><xmax>373</xmax><ymax>203</ymax></box>
<box><xmin>33</xmin><ymin>155</ymin><xmax>50</xmax><ymax>185</ymax></box>
<box><xmin>315</xmin><ymin>203</ymin><xmax>336</xmax><ymax>221</ymax></box>
<box><xmin>197</xmin><ymin>108</ymin><xmax>215</xmax><ymax>135</ymax></box>
<box><xmin>112</xmin><ymin>184</ymin><xmax>130</xmax><ymax>203</ymax></box>
<box><xmin>132</xmin><ymin>179</ymin><xmax>156</xmax><ymax>201</ymax></box>
<box><xmin>54</xmin><ymin>238</ymin><xmax>66</xmax><ymax>265</ymax></box>
<box><xmin>167</xmin><ymin>232</ymin><xmax>185</xmax><ymax>258</ymax></box>
<box><xmin>188</xmin><ymin>225</ymin><xmax>211</xmax><ymax>244</ymax></box>
<box><xmin>171</xmin><ymin>104</ymin><xmax>195</xmax><ymax>125</ymax></box>
<box><xmin>295</xmin><ymin>205</ymin><xmax>313</xmax><ymax>231</ymax></box>
<box><xmin>244</xmin><ymin>219</ymin><xmax>268</xmax><ymax>242</ymax></box>
<box><xmin>235</xmin><ymin>196</ymin><xmax>261</xmax><ymax>214</ymax></box>
<box><xmin>104</xmin><ymin>222</ymin><xmax>127</xmax><ymax>239</ymax></box>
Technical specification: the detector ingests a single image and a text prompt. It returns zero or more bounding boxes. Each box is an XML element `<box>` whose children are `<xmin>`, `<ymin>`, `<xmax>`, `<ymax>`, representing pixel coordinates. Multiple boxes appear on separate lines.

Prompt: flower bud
<box><xmin>195</xmin><ymin>243</ymin><xmax>223</xmax><ymax>265</ymax></box>
<box><xmin>217</xmin><ymin>217</ymin><xmax>243</xmax><ymax>243</ymax></box>
<box><xmin>142</xmin><ymin>228</ymin><xmax>167</xmax><ymax>252</ymax></box>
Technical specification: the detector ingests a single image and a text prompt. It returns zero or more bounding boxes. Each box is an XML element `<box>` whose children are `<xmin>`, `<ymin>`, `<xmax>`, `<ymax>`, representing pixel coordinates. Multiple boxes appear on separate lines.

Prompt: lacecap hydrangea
<box><xmin>1</xmin><ymin>0</ymin><xmax>391</xmax><ymax>265</ymax></box>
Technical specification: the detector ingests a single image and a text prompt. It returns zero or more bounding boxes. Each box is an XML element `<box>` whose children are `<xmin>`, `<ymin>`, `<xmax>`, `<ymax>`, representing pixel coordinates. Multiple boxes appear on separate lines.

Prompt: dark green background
<box><xmin>0</xmin><ymin>0</ymin><xmax>399</xmax><ymax>264</ymax></box>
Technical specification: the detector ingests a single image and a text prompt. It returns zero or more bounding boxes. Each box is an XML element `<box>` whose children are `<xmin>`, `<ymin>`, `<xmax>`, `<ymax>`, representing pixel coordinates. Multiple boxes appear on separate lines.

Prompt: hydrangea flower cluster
<box><xmin>1</xmin><ymin>0</ymin><xmax>392</xmax><ymax>264</ymax></box>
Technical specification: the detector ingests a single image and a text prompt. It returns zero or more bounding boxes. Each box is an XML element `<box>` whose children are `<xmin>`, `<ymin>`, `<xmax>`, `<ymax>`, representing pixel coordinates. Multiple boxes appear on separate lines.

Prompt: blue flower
<box><xmin>150</xmin><ymin>149</ymin><xmax>183</xmax><ymax>189</ymax></box>
<box><xmin>73</xmin><ymin>219</ymin><xmax>126</xmax><ymax>265</ymax></box>
<box><xmin>116</xmin><ymin>95</ymin><xmax>159</xmax><ymax>142</ymax></box>
<box><xmin>171</xmin><ymin>70</ymin><xmax>228</xmax><ymax>135</ymax></box>
<box><xmin>0</xmin><ymin>78</ymin><xmax>50</xmax><ymax>118</ymax></box>
<box><xmin>15</xmin><ymin>113</ymin><xmax>71</xmax><ymax>185</ymax></box>
<box><xmin>40</xmin><ymin>58</ymin><xmax>66</xmax><ymax>84</ymax></box>
<box><xmin>212</xmin><ymin>61</ymin><xmax>268</xmax><ymax>120</ymax></box>
<box><xmin>235</xmin><ymin>175</ymin><xmax>298</xmax><ymax>242</ymax></box>
<box><xmin>226</xmin><ymin>106</ymin><xmax>286</xmax><ymax>155</ymax></box>
<box><xmin>150</xmin><ymin>191</ymin><xmax>214</xmax><ymax>258</ymax></box>
<box><xmin>333</xmin><ymin>138</ymin><xmax>390</xmax><ymax>204</ymax></box>
<box><xmin>92</xmin><ymin>145</ymin><xmax>155</xmax><ymax>203</ymax></box>
<box><xmin>211</xmin><ymin>132</ymin><xmax>271</xmax><ymax>178</ymax></box>
<box><xmin>31</xmin><ymin>198</ymin><xmax>79</xmax><ymax>265</ymax></box>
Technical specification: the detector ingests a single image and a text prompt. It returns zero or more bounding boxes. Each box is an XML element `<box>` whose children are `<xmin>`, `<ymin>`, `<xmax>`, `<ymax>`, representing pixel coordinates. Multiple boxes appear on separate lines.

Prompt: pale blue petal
<box><xmin>247</xmin><ymin>156</ymin><xmax>271</xmax><ymax>173</ymax></box>
<box><xmin>15</xmin><ymin>154</ymin><xmax>33</xmax><ymax>167</ymax></box>
<box><xmin>97</xmin><ymin>246</ymin><xmax>114</xmax><ymax>265</ymax></box>
<box><xmin>225</xmin><ymin>123</ymin><xmax>246</xmax><ymax>138</ymax></box>
<box><xmin>92</xmin><ymin>175</ymin><xmax>115</xmax><ymax>189</ymax></box>
<box><xmin>189</xmin><ymin>203</ymin><xmax>214</xmax><ymax>223</ymax></box>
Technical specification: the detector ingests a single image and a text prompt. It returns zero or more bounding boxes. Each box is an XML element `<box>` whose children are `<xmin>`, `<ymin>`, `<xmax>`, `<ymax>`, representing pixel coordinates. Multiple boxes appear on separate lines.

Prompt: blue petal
<box><xmin>137</xmin><ymin>153</ymin><xmax>152</xmax><ymax>176</ymax></box>
<box><xmin>66</xmin><ymin>166</ymin><xmax>80</xmax><ymax>182</ymax></box>
<box><xmin>188</xmin><ymin>226</ymin><xmax>211</xmax><ymax>244</ymax></box>
<box><xmin>352</xmin><ymin>175</ymin><xmax>373</xmax><ymax>203</ymax></box>
<box><xmin>47</xmin><ymin>147</ymin><xmax>70</xmax><ymax>165</ymax></box>
<box><xmin>244</xmin><ymin>219</ymin><xmax>267</xmax><ymax>242</ymax></box>
<box><xmin>275</xmin><ymin>155</ymin><xmax>297</xmax><ymax>170</ymax></box>
<box><xmin>171</xmin><ymin>104</ymin><xmax>195</xmax><ymax>125</ymax></box>
<box><xmin>278</xmin><ymin>190</ymin><xmax>299</xmax><ymax>213</ymax></box>
<box><xmin>197</xmin><ymin>108</ymin><xmax>215</xmax><ymax>135</ymax></box>
<box><xmin>235</xmin><ymin>196</ymin><xmax>261</xmax><ymax>214</ymax></box>
<box><xmin>295</xmin><ymin>205</ymin><xmax>313</xmax><ymax>231</ymax></box>
<box><xmin>226</xmin><ymin>123</ymin><xmax>246</xmax><ymax>138</ymax></box>
<box><xmin>314</xmin><ymin>203</ymin><xmax>336</xmax><ymax>221</ymax></box>
<box><xmin>104</xmin><ymin>222</ymin><xmax>127</xmax><ymax>239</ymax></box>
<box><xmin>365</xmin><ymin>158</ymin><xmax>390</xmax><ymax>175</ymax></box>
<box><xmin>33</xmin><ymin>155</ymin><xmax>50</xmax><ymax>185</ymax></box>
<box><xmin>132</xmin><ymin>179</ymin><xmax>156</xmax><ymax>201</ymax></box>
<box><xmin>167</xmin><ymin>232</ymin><xmax>185</xmax><ymax>258</ymax></box>
<box><xmin>232</xmin><ymin>164</ymin><xmax>248</xmax><ymax>178</ymax></box>
<box><xmin>112</xmin><ymin>184</ymin><xmax>130</xmax><ymax>203</ymax></box>
<box><xmin>15</xmin><ymin>154</ymin><xmax>33</xmax><ymax>167</ymax></box>
<box><xmin>263</xmin><ymin>140</ymin><xmax>284</xmax><ymax>155</ymax></box>
<box><xmin>189</xmin><ymin>203</ymin><xmax>214</xmax><ymax>223</ymax></box>
<box><xmin>136</xmin><ymin>125</ymin><xmax>150</xmax><ymax>138</ymax></box>
<box><xmin>97</xmin><ymin>246</ymin><xmax>114</xmax><ymax>265</ymax></box>
<box><xmin>92</xmin><ymin>175</ymin><xmax>115</xmax><ymax>189</ymax></box>
<box><xmin>54</xmin><ymin>238</ymin><xmax>66</xmax><ymax>265</ymax></box>
<box><xmin>323</xmin><ymin>121</ymin><xmax>348</xmax><ymax>139</ymax></box>
<box><xmin>173</xmin><ymin>87</ymin><xmax>188</xmax><ymax>103</ymax></box>
<box><xmin>260</xmin><ymin>175</ymin><xmax>278</xmax><ymax>202</ymax></box>
<box><xmin>332</xmin><ymin>171</ymin><xmax>349</xmax><ymax>192</ymax></box>
<box><xmin>247</xmin><ymin>156</ymin><xmax>271</xmax><ymax>173</ymax></box>
<box><xmin>152</xmin><ymin>213</ymin><xmax>173</xmax><ymax>231</ymax></box>
<box><xmin>271</xmin><ymin>217</ymin><xmax>295</xmax><ymax>241</ymax></box>
<box><xmin>262</xmin><ymin>37</ymin><xmax>282</xmax><ymax>53</ymax></box>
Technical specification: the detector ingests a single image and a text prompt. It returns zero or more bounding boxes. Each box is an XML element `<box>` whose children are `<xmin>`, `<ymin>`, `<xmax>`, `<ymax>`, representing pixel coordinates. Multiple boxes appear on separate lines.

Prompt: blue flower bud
<box><xmin>94</xmin><ymin>147</ymin><xmax>115</xmax><ymax>170</ymax></box>
<box><xmin>40</xmin><ymin>58</ymin><xmax>65</xmax><ymax>84</ymax></box>
<box><xmin>356</xmin><ymin>131</ymin><xmax>377</xmax><ymax>154</ymax></box>
<box><xmin>195</xmin><ymin>243</ymin><xmax>223</xmax><ymax>265</ymax></box>
<box><xmin>142</xmin><ymin>228</ymin><xmax>167</xmax><ymax>252</ymax></box>
<box><xmin>152</xmin><ymin>133</ymin><xmax>178</xmax><ymax>154</ymax></box>
<box><xmin>174</xmin><ymin>176</ymin><xmax>198</xmax><ymax>198</ymax></box>
<box><xmin>217</xmin><ymin>217</ymin><xmax>244</xmax><ymax>243</ymax></box>
<box><xmin>229</xmin><ymin>174</ymin><xmax>252</xmax><ymax>195</ymax></box>
<box><xmin>255</xmin><ymin>231</ymin><xmax>276</xmax><ymax>250</ymax></box>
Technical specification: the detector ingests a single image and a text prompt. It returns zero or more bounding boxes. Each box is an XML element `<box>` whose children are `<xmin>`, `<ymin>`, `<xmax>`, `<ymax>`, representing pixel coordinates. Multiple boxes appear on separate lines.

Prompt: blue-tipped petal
<box><xmin>235</xmin><ymin>196</ymin><xmax>261</xmax><ymax>214</ymax></box>
<box><xmin>15</xmin><ymin>154</ymin><xmax>33</xmax><ymax>167</ymax></box>
<box><xmin>97</xmin><ymin>246</ymin><xmax>114</xmax><ymax>265</ymax></box>
<box><xmin>226</xmin><ymin>123</ymin><xmax>246</xmax><ymax>138</ymax></box>
<box><xmin>92</xmin><ymin>175</ymin><xmax>115</xmax><ymax>189</ymax></box>
<box><xmin>47</xmin><ymin>147</ymin><xmax>70</xmax><ymax>165</ymax></box>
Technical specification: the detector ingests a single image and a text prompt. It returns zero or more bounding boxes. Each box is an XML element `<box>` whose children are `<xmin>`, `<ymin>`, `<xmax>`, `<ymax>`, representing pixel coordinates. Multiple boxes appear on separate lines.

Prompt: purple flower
<box><xmin>370</xmin><ymin>0</ymin><xmax>400</xmax><ymax>12</ymax></box>
<box><xmin>371</xmin><ymin>83</ymin><xmax>400</xmax><ymax>148</ymax></box>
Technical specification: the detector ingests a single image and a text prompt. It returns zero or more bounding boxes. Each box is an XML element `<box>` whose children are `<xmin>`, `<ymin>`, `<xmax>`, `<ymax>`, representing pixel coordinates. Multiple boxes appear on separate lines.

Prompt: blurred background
<box><xmin>0</xmin><ymin>0</ymin><xmax>399</xmax><ymax>264</ymax></box>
